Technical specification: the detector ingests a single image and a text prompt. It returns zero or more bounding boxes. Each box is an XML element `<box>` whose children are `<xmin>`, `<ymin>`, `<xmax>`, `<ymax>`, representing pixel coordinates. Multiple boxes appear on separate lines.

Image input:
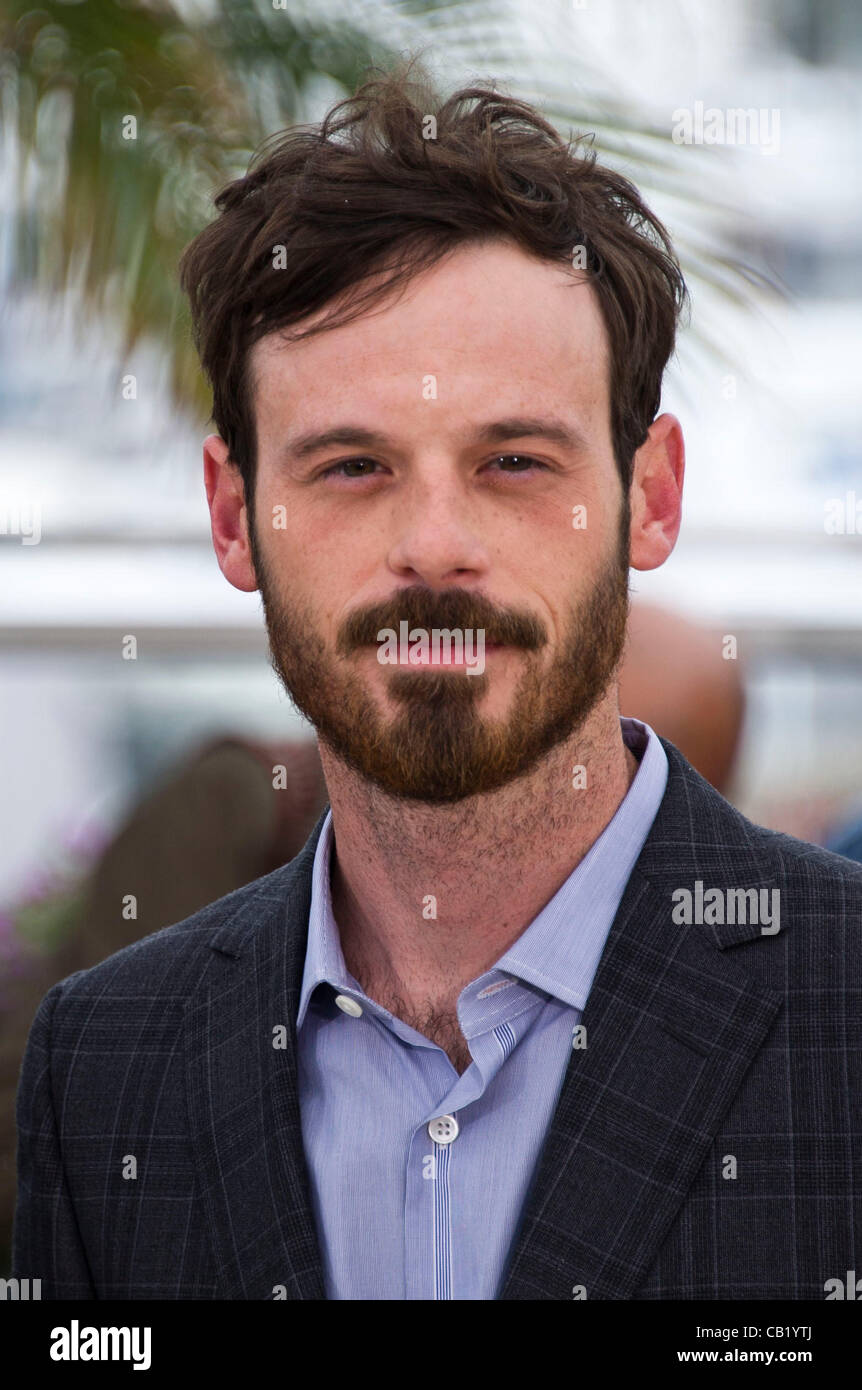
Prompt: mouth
<box><xmin>405</xmin><ymin>642</ymin><xmax>503</xmax><ymax>667</ymax></box>
<box><xmin>365</xmin><ymin>640</ymin><xmax>507</xmax><ymax>668</ymax></box>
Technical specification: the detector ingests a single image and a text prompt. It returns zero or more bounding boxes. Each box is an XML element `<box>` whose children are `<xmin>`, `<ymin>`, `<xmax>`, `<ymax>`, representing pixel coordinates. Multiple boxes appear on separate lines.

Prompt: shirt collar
<box><xmin>297</xmin><ymin>716</ymin><xmax>668</xmax><ymax>1030</ymax></box>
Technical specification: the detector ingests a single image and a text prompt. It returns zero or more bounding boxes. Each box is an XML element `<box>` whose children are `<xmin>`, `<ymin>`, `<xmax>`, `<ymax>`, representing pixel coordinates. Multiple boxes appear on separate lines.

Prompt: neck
<box><xmin>320</xmin><ymin>700</ymin><xmax>640</xmax><ymax>1011</ymax></box>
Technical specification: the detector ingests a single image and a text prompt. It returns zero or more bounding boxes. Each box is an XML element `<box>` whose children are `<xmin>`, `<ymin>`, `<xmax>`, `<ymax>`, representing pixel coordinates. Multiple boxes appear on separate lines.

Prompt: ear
<box><xmin>627</xmin><ymin>413</ymin><xmax>684</xmax><ymax>572</ymax></box>
<box><xmin>204</xmin><ymin>434</ymin><xmax>258</xmax><ymax>592</ymax></box>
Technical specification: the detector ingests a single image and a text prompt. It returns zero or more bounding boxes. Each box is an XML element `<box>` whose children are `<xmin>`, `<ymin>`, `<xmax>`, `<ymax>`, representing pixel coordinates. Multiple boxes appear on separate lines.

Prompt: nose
<box><xmin>385</xmin><ymin>472</ymin><xmax>491</xmax><ymax>589</ymax></box>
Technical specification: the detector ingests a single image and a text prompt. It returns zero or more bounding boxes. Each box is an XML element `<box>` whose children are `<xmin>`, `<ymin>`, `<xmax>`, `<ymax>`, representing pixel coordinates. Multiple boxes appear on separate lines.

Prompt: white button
<box><xmin>428</xmin><ymin>1114</ymin><xmax>459</xmax><ymax>1145</ymax></box>
<box><xmin>334</xmin><ymin>994</ymin><xmax>363</xmax><ymax>1017</ymax></box>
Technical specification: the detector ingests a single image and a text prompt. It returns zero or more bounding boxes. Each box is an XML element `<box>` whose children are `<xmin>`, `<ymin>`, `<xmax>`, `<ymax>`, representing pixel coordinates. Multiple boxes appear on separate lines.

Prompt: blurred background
<box><xmin>1</xmin><ymin>0</ymin><xmax>861</xmax><ymax>1272</ymax></box>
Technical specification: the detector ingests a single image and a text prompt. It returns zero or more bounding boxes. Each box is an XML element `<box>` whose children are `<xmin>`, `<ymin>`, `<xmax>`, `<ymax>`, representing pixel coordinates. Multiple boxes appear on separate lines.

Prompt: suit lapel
<box><xmin>184</xmin><ymin>811</ymin><xmax>330</xmax><ymax>1300</ymax></box>
<box><xmin>497</xmin><ymin>741</ymin><xmax>785</xmax><ymax>1299</ymax></box>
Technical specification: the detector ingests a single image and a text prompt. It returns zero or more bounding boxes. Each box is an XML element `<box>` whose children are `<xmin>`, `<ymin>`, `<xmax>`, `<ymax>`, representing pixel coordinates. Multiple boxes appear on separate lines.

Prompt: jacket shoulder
<box><xmin>759</xmin><ymin>821</ymin><xmax>862</xmax><ymax>888</ymax></box>
<box><xmin>42</xmin><ymin>847</ymin><xmax>313</xmax><ymax>1013</ymax></box>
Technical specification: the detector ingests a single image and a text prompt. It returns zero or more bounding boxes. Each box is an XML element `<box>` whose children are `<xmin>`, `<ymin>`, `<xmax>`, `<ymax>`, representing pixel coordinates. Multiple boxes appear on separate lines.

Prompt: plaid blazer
<box><xmin>12</xmin><ymin>737</ymin><xmax>862</xmax><ymax>1299</ymax></box>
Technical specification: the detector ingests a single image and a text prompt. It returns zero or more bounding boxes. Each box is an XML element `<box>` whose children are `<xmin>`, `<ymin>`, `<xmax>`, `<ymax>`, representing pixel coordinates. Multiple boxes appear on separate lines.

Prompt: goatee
<box><xmin>250</xmin><ymin>500</ymin><xmax>631</xmax><ymax>803</ymax></box>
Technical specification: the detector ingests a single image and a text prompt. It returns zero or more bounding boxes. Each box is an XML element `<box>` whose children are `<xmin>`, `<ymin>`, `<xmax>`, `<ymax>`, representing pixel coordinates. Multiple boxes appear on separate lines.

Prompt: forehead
<box><xmin>249</xmin><ymin>238</ymin><xmax>611</xmax><ymax>435</ymax></box>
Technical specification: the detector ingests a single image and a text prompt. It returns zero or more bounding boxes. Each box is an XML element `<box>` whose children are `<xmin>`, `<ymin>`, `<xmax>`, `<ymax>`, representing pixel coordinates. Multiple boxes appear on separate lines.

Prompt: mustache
<box><xmin>335</xmin><ymin>585</ymin><xmax>547</xmax><ymax>656</ymax></box>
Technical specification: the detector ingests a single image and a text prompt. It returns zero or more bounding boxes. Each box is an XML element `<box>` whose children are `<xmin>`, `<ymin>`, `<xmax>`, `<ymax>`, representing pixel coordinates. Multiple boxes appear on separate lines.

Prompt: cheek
<box><xmin>519</xmin><ymin>518</ymin><xmax>607</xmax><ymax>596</ymax></box>
<box><xmin>266</xmin><ymin>528</ymin><xmax>360</xmax><ymax>636</ymax></box>
<box><xmin>500</xmin><ymin>480</ymin><xmax>614</xmax><ymax>555</ymax></box>
<box><xmin>255</xmin><ymin>487</ymin><xmax>317</xmax><ymax>573</ymax></box>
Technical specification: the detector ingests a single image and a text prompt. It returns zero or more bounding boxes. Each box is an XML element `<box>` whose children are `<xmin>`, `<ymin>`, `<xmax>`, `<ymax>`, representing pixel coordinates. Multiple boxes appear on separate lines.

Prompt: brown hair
<box><xmin>179</xmin><ymin>57</ymin><xmax>687</xmax><ymax>515</ymax></box>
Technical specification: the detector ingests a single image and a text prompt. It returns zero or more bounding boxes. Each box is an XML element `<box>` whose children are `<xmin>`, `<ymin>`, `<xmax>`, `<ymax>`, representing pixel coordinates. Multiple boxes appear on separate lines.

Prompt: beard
<box><xmin>250</xmin><ymin>496</ymin><xmax>631</xmax><ymax>804</ymax></box>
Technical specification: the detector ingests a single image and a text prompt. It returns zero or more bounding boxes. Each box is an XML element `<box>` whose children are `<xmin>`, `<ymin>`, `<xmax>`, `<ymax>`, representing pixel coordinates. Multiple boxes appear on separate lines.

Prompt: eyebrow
<box><xmin>282</xmin><ymin>416</ymin><xmax>590</xmax><ymax>463</ymax></box>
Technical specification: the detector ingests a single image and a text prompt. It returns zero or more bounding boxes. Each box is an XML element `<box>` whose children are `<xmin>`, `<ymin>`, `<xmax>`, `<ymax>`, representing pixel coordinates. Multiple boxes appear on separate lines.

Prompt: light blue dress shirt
<box><xmin>296</xmin><ymin>716</ymin><xmax>669</xmax><ymax>1299</ymax></box>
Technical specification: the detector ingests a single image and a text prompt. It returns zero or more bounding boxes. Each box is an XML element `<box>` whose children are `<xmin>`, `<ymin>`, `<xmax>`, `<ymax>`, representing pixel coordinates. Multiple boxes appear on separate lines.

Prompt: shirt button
<box><xmin>428</xmin><ymin>1114</ymin><xmax>459</xmax><ymax>1145</ymax></box>
<box><xmin>334</xmin><ymin>994</ymin><xmax>363</xmax><ymax>1017</ymax></box>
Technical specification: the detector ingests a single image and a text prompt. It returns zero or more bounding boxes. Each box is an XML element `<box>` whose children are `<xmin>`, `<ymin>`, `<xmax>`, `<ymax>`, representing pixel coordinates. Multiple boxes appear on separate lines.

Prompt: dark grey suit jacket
<box><xmin>12</xmin><ymin>738</ymin><xmax>862</xmax><ymax>1298</ymax></box>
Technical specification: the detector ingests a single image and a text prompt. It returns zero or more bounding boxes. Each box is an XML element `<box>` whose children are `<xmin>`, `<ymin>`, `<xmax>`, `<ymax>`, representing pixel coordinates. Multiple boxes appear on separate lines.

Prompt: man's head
<box><xmin>181</xmin><ymin>61</ymin><xmax>687</xmax><ymax>803</ymax></box>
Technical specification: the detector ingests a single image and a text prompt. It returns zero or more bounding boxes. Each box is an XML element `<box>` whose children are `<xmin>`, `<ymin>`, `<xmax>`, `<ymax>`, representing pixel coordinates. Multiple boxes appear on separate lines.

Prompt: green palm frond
<box><xmin>1</xmin><ymin>0</ymin><xmax>395</xmax><ymax>422</ymax></box>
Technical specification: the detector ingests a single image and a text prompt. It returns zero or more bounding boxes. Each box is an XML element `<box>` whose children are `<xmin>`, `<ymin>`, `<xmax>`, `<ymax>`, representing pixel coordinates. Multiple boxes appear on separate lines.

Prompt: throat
<box><xmin>367</xmin><ymin>984</ymin><xmax>473</xmax><ymax>1075</ymax></box>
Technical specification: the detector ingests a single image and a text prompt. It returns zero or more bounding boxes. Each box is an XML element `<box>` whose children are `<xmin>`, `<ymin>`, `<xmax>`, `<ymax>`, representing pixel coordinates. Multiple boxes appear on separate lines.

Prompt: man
<box><xmin>13</xmin><ymin>62</ymin><xmax>861</xmax><ymax>1300</ymax></box>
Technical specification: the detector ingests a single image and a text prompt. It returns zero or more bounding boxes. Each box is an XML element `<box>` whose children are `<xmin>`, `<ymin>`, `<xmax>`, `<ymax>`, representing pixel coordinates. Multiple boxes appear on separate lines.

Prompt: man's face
<box><xmin>245</xmin><ymin>238</ymin><xmax>631</xmax><ymax>803</ymax></box>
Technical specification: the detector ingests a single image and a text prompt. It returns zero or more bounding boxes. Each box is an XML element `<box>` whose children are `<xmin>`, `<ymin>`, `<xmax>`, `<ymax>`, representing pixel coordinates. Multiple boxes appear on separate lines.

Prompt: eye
<box><xmin>322</xmin><ymin>457</ymin><xmax>382</xmax><ymax>479</ymax></box>
<box><xmin>485</xmin><ymin>453</ymin><xmax>547</xmax><ymax>473</ymax></box>
<box><xmin>320</xmin><ymin>453</ymin><xmax>548</xmax><ymax>480</ymax></box>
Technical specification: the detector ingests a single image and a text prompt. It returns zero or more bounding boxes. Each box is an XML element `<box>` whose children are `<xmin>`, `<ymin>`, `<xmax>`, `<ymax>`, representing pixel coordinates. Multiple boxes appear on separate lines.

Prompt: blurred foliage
<box><xmin>0</xmin><ymin>0</ymin><xmax>774</xmax><ymax>433</ymax></box>
<box><xmin>1</xmin><ymin>0</ymin><xmax>395</xmax><ymax>424</ymax></box>
<box><xmin>6</xmin><ymin>885</ymin><xmax>85</xmax><ymax>956</ymax></box>
<box><xmin>1</xmin><ymin>834</ymin><xmax>97</xmax><ymax>960</ymax></box>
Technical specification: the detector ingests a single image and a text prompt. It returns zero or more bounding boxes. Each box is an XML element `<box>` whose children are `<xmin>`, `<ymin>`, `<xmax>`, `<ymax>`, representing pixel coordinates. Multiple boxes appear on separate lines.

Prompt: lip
<box><xmin>396</xmin><ymin>642</ymin><xmax>503</xmax><ymax>667</ymax></box>
<box><xmin>359</xmin><ymin>641</ymin><xmax>506</xmax><ymax>666</ymax></box>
